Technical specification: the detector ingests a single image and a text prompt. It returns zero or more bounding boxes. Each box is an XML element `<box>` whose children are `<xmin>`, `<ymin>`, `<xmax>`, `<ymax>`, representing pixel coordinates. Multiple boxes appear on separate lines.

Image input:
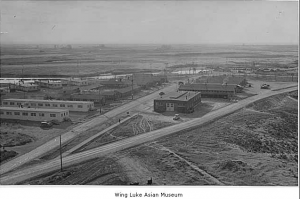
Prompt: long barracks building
<box><xmin>179</xmin><ymin>83</ymin><xmax>236</xmax><ymax>99</ymax></box>
<box><xmin>0</xmin><ymin>107</ymin><xmax>69</xmax><ymax>122</ymax></box>
<box><xmin>2</xmin><ymin>99</ymin><xmax>94</xmax><ymax>112</ymax></box>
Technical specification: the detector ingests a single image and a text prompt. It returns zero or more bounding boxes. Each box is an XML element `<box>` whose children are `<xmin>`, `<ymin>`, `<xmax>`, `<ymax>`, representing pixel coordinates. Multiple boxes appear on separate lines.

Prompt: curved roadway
<box><xmin>0</xmin><ymin>84</ymin><xmax>177</xmax><ymax>175</ymax></box>
<box><xmin>0</xmin><ymin>86</ymin><xmax>297</xmax><ymax>185</ymax></box>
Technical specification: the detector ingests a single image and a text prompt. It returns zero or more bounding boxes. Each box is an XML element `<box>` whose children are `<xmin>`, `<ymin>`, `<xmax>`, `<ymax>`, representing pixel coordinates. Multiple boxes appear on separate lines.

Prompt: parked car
<box><xmin>261</xmin><ymin>84</ymin><xmax>270</xmax><ymax>89</ymax></box>
<box><xmin>173</xmin><ymin>114</ymin><xmax>180</xmax><ymax>120</ymax></box>
<box><xmin>41</xmin><ymin>121</ymin><xmax>53</xmax><ymax>128</ymax></box>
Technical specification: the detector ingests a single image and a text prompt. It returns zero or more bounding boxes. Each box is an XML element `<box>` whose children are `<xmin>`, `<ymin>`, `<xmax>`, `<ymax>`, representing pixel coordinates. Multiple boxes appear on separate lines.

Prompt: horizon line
<box><xmin>1</xmin><ymin>42</ymin><xmax>298</xmax><ymax>46</ymax></box>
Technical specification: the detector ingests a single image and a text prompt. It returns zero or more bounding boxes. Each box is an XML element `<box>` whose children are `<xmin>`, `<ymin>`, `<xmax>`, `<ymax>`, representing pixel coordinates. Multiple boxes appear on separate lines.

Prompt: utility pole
<box><xmin>99</xmin><ymin>86</ymin><xmax>101</xmax><ymax>114</ymax></box>
<box><xmin>22</xmin><ymin>65</ymin><xmax>26</xmax><ymax>99</ymax></box>
<box><xmin>131</xmin><ymin>76</ymin><xmax>134</xmax><ymax>100</ymax></box>
<box><xmin>59</xmin><ymin>135</ymin><xmax>63</xmax><ymax>172</ymax></box>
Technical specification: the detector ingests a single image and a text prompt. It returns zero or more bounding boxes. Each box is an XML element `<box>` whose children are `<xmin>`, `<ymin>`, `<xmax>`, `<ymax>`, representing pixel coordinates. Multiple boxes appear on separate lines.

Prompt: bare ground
<box><xmin>19</xmin><ymin>93</ymin><xmax>298</xmax><ymax>186</ymax></box>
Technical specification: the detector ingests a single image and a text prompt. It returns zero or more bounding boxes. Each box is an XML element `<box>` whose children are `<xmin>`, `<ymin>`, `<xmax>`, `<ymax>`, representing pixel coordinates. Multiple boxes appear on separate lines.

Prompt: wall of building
<box><xmin>199</xmin><ymin>90</ymin><xmax>234</xmax><ymax>98</ymax></box>
<box><xmin>0</xmin><ymin>109</ymin><xmax>69</xmax><ymax>122</ymax></box>
<box><xmin>154</xmin><ymin>92</ymin><xmax>201</xmax><ymax>113</ymax></box>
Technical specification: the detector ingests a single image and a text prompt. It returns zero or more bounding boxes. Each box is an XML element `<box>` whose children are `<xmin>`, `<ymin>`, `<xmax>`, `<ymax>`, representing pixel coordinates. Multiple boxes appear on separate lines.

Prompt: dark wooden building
<box><xmin>154</xmin><ymin>91</ymin><xmax>201</xmax><ymax>113</ymax></box>
<box><xmin>71</xmin><ymin>94</ymin><xmax>105</xmax><ymax>105</ymax></box>
<box><xmin>115</xmin><ymin>85</ymin><xmax>141</xmax><ymax>98</ymax></box>
<box><xmin>196</xmin><ymin>76</ymin><xmax>247</xmax><ymax>87</ymax></box>
<box><xmin>99</xmin><ymin>79</ymin><xmax>130</xmax><ymax>88</ymax></box>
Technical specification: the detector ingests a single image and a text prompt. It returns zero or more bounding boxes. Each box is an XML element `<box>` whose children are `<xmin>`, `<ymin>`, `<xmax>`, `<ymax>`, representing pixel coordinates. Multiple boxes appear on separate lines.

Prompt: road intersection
<box><xmin>0</xmin><ymin>85</ymin><xmax>297</xmax><ymax>185</ymax></box>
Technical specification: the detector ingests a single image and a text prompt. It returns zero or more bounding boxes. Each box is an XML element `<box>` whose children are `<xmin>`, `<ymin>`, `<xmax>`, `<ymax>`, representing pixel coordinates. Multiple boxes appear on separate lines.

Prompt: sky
<box><xmin>0</xmin><ymin>1</ymin><xmax>298</xmax><ymax>45</ymax></box>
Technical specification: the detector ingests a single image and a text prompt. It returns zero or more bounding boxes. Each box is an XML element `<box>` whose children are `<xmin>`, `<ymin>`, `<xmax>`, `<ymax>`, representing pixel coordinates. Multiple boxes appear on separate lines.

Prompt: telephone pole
<box><xmin>99</xmin><ymin>86</ymin><xmax>101</xmax><ymax>114</ymax></box>
<box><xmin>22</xmin><ymin>65</ymin><xmax>25</xmax><ymax>99</ymax></box>
<box><xmin>59</xmin><ymin>135</ymin><xmax>63</xmax><ymax>172</ymax></box>
<box><xmin>131</xmin><ymin>76</ymin><xmax>134</xmax><ymax>100</ymax></box>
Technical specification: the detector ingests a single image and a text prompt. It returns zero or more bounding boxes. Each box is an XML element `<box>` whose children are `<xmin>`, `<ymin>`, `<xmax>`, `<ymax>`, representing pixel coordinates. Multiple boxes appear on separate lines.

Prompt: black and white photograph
<box><xmin>0</xmin><ymin>0</ymin><xmax>298</xmax><ymax>198</ymax></box>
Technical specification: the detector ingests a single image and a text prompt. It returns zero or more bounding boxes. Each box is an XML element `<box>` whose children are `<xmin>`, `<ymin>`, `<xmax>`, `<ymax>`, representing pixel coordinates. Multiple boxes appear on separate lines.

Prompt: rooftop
<box><xmin>99</xmin><ymin>79</ymin><xmax>126</xmax><ymax>85</ymax></box>
<box><xmin>71</xmin><ymin>94</ymin><xmax>105</xmax><ymax>100</ymax></box>
<box><xmin>0</xmin><ymin>107</ymin><xmax>68</xmax><ymax>113</ymax></box>
<box><xmin>3</xmin><ymin>98</ymin><xmax>93</xmax><ymax>104</ymax></box>
<box><xmin>179</xmin><ymin>83</ymin><xmax>236</xmax><ymax>92</ymax></box>
<box><xmin>79</xmin><ymin>84</ymin><xmax>101</xmax><ymax>90</ymax></box>
<box><xmin>19</xmin><ymin>83</ymin><xmax>39</xmax><ymax>87</ymax></box>
<box><xmin>197</xmin><ymin>76</ymin><xmax>246</xmax><ymax>85</ymax></box>
<box><xmin>37</xmin><ymin>80</ymin><xmax>62</xmax><ymax>84</ymax></box>
<box><xmin>156</xmin><ymin>91</ymin><xmax>200</xmax><ymax>101</ymax></box>
<box><xmin>115</xmin><ymin>85</ymin><xmax>140</xmax><ymax>94</ymax></box>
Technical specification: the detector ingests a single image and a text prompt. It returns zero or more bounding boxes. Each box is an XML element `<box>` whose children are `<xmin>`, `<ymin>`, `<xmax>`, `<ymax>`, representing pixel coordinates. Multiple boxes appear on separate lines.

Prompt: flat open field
<box><xmin>1</xmin><ymin>44</ymin><xmax>297</xmax><ymax>77</ymax></box>
<box><xmin>21</xmin><ymin>92</ymin><xmax>298</xmax><ymax>185</ymax></box>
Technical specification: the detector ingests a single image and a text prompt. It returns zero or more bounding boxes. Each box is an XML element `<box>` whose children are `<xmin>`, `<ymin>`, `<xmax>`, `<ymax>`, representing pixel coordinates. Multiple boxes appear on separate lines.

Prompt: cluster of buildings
<box><xmin>58</xmin><ymin>73</ymin><xmax>167</xmax><ymax>103</ymax></box>
<box><xmin>0</xmin><ymin>73</ymin><xmax>168</xmax><ymax>122</ymax></box>
<box><xmin>153</xmin><ymin>76</ymin><xmax>247</xmax><ymax>114</ymax></box>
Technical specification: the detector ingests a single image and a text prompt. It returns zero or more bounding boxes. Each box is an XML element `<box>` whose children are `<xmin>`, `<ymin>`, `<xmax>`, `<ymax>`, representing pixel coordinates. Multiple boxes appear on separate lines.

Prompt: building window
<box><xmin>31</xmin><ymin>103</ymin><xmax>36</xmax><ymax>106</ymax></box>
<box><xmin>50</xmin><ymin>114</ymin><xmax>56</xmax><ymax>117</ymax></box>
<box><xmin>38</xmin><ymin>103</ymin><xmax>43</xmax><ymax>106</ymax></box>
<box><xmin>67</xmin><ymin>104</ymin><xmax>73</xmax><ymax>108</ymax></box>
<box><xmin>14</xmin><ymin>112</ymin><xmax>20</xmax><ymax>115</ymax></box>
<box><xmin>31</xmin><ymin>113</ymin><xmax>36</xmax><ymax>116</ymax></box>
<box><xmin>3</xmin><ymin>102</ymin><xmax>8</xmax><ymax>105</ymax></box>
<box><xmin>45</xmin><ymin>104</ymin><xmax>50</xmax><ymax>107</ymax></box>
<box><xmin>156</xmin><ymin>102</ymin><xmax>163</xmax><ymax>106</ymax></box>
<box><xmin>10</xmin><ymin>102</ymin><xmax>15</xmax><ymax>105</ymax></box>
<box><xmin>6</xmin><ymin>112</ymin><xmax>12</xmax><ymax>115</ymax></box>
<box><xmin>22</xmin><ymin>112</ymin><xmax>28</xmax><ymax>116</ymax></box>
<box><xmin>53</xmin><ymin>104</ymin><xmax>58</xmax><ymax>107</ymax></box>
<box><xmin>39</xmin><ymin>113</ymin><xmax>44</xmax><ymax>117</ymax></box>
<box><xmin>78</xmin><ymin>105</ymin><xmax>83</xmax><ymax>108</ymax></box>
<box><xmin>60</xmin><ymin>104</ymin><xmax>65</xmax><ymax>107</ymax></box>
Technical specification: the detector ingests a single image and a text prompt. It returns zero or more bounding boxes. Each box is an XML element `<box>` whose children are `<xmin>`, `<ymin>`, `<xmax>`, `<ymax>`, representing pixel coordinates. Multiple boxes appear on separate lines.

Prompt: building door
<box><xmin>166</xmin><ymin>103</ymin><xmax>174</xmax><ymax>111</ymax></box>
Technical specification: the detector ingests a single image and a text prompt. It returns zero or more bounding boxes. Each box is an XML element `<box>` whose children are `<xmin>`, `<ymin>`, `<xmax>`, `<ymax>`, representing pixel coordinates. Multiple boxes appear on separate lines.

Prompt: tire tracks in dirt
<box><xmin>144</xmin><ymin>142</ymin><xmax>225</xmax><ymax>185</ymax></box>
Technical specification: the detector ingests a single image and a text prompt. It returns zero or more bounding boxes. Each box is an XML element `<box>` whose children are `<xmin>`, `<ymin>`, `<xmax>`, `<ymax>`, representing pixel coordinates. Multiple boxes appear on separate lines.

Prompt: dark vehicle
<box><xmin>261</xmin><ymin>84</ymin><xmax>270</xmax><ymax>89</ymax></box>
<box><xmin>173</xmin><ymin>114</ymin><xmax>180</xmax><ymax>120</ymax></box>
<box><xmin>129</xmin><ymin>182</ymin><xmax>139</xmax><ymax>185</ymax></box>
<box><xmin>41</xmin><ymin>121</ymin><xmax>53</xmax><ymax>128</ymax></box>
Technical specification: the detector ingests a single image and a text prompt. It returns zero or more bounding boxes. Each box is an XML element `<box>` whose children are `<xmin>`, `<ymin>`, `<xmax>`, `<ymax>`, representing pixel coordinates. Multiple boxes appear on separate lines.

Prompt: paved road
<box><xmin>0</xmin><ymin>84</ymin><xmax>177</xmax><ymax>175</ymax></box>
<box><xmin>0</xmin><ymin>86</ymin><xmax>297</xmax><ymax>185</ymax></box>
<box><xmin>61</xmin><ymin>113</ymin><xmax>138</xmax><ymax>157</ymax></box>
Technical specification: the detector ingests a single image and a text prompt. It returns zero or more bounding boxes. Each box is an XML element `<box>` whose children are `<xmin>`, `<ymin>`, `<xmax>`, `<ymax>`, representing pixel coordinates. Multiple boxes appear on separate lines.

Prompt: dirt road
<box><xmin>0</xmin><ymin>85</ymin><xmax>297</xmax><ymax>185</ymax></box>
<box><xmin>0</xmin><ymin>83</ymin><xmax>177</xmax><ymax>175</ymax></box>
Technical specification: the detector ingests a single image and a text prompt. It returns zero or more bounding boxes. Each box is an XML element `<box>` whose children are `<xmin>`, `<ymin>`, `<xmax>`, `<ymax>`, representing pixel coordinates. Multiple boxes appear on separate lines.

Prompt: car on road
<box><xmin>261</xmin><ymin>84</ymin><xmax>270</xmax><ymax>89</ymax></box>
<box><xmin>173</xmin><ymin>114</ymin><xmax>180</xmax><ymax>120</ymax></box>
<box><xmin>41</xmin><ymin>121</ymin><xmax>53</xmax><ymax>128</ymax></box>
